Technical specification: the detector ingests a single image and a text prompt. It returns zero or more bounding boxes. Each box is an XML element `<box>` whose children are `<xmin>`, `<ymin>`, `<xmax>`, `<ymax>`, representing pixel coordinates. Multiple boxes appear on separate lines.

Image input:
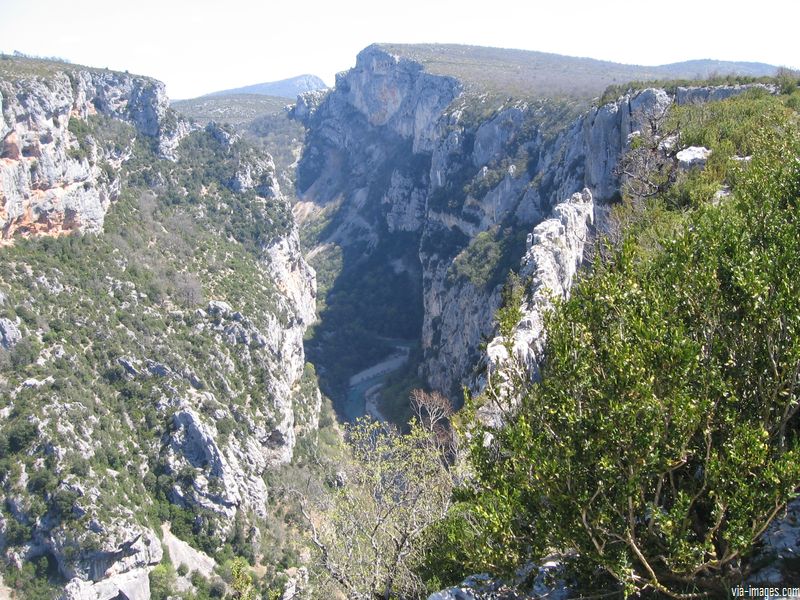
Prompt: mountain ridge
<box><xmin>205</xmin><ymin>74</ymin><xmax>327</xmax><ymax>99</ymax></box>
<box><xmin>374</xmin><ymin>42</ymin><xmax>778</xmax><ymax>99</ymax></box>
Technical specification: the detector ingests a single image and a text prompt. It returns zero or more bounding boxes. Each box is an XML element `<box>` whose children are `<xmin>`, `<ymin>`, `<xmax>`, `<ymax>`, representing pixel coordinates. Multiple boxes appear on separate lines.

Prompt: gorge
<box><xmin>0</xmin><ymin>45</ymin><xmax>797</xmax><ymax>599</ymax></box>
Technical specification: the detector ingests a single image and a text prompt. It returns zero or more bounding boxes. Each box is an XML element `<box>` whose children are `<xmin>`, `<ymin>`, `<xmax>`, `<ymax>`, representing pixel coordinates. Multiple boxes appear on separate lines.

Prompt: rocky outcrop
<box><xmin>162</xmin><ymin>213</ymin><xmax>317</xmax><ymax>524</ymax></box>
<box><xmin>55</xmin><ymin>525</ymin><xmax>162</xmax><ymax>600</ymax></box>
<box><xmin>295</xmin><ymin>45</ymin><xmax>687</xmax><ymax>400</ymax></box>
<box><xmin>675</xmin><ymin>83</ymin><xmax>778</xmax><ymax>105</ymax></box>
<box><xmin>0</xmin><ymin>316</ymin><xmax>21</xmax><ymax>349</ymax></box>
<box><xmin>676</xmin><ymin>145</ymin><xmax>712</xmax><ymax>170</ymax></box>
<box><xmin>428</xmin><ymin>560</ymin><xmax>568</xmax><ymax>600</ymax></box>
<box><xmin>0</xmin><ymin>64</ymin><xmax>190</xmax><ymax>244</ymax></box>
<box><xmin>165</xmin><ymin>402</ymin><xmax>272</xmax><ymax>521</ymax></box>
<box><xmin>479</xmin><ymin>189</ymin><xmax>594</xmax><ymax>426</ymax></box>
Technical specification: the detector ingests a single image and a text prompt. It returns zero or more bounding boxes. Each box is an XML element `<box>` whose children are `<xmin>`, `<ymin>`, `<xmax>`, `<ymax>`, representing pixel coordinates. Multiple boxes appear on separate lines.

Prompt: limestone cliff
<box><xmin>0</xmin><ymin>60</ymin><xmax>190</xmax><ymax>244</ymax></box>
<box><xmin>0</xmin><ymin>60</ymin><xmax>319</xmax><ymax>599</ymax></box>
<box><xmin>478</xmin><ymin>189</ymin><xmax>594</xmax><ymax>428</ymax></box>
<box><xmin>295</xmin><ymin>45</ymin><xmax>679</xmax><ymax>402</ymax></box>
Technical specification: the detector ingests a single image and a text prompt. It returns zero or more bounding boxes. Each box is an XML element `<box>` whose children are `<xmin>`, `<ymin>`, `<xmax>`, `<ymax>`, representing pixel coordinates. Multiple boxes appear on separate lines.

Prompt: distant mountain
<box><xmin>377</xmin><ymin>43</ymin><xmax>778</xmax><ymax>99</ymax></box>
<box><xmin>207</xmin><ymin>74</ymin><xmax>327</xmax><ymax>99</ymax></box>
<box><xmin>655</xmin><ymin>58</ymin><xmax>778</xmax><ymax>79</ymax></box>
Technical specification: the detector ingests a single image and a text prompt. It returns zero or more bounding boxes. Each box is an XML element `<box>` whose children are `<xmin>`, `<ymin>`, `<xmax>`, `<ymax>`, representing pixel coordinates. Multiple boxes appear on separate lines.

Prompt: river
<box><xmin>343</xmin><ymin>339</ymin><xmax>414</xmax><ymax>422</ymax></box>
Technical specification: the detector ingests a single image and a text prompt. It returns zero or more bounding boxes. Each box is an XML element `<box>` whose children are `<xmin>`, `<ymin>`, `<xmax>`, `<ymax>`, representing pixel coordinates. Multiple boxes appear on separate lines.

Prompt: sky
<box><xmin>1</xmin><ymin>0</ymin><xmax>798</xmax><ymax>100</ymax></box>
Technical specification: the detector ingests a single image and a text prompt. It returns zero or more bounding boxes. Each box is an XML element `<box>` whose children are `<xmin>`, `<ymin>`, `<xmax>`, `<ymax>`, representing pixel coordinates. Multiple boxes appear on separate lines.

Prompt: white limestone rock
<box><xmin>676</xmin><ymin>146</ymin><xmax>712</xmax><ymax>170</ymax></box>
<box><xmin>61</xmin><ymin>568</ymin><xmax>153</xmax><ymax>600</ymax></box>
<box><xmin>676</xmin><ymin>83</ymin><xmax>778</xmax><ymax>105</ymax></box>
<box><xmin>480</xmin><ymin>189</ymin><xmax>594</xmax><ymax>426</ymax></box>
<box><xmin>0</xmin><ymin>66</ymin><xmax>191</xmax><ymax>244</ymax></box>
<box><xmin>0</xmin><ymin>316</ymin><xmax>22</xmax><ymax>349</ymax></box>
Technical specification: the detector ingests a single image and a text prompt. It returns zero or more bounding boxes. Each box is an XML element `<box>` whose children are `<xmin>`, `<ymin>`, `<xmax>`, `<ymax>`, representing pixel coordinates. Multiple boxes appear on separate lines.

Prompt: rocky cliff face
<box><xmin>0</xmin><ymin>63</ymin><xmax>190</xmax><ymax>244</ymax></box>
<box><xmin>0</xmin><ymin>61</ymin><xmax>319</xmax><ymax>599</ymax></box>
<box><xmin>297</xmin><ymin>44</ymin><xmax>778</xmax><ymax>404</ymax></box>
<box><xmin>296</xmin><ymin>45</ymin><xmax>678</xmax><ymax>400</ymax></box>
<box><xmin>478</xmin><ymin>189</ymin><xmax>594</xmax><ymax>427</ymax></box>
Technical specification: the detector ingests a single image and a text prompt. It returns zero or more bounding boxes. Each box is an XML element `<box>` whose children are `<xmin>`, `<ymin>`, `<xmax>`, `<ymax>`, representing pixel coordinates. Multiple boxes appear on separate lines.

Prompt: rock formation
<box><xmin>295</xmin><ymin>45</ymin><xmax>678</xmax><ymax>400</ymax></box>
<box><xmin>0</xmin><ymin>59</ymin><xmax>319</xmax><ymax>598</ymax></box>
<box><xmin>0</xmin><ymin>65</ymin><xmax>191</xmax><ymax>244</ymax></box>
<box><xmin>478</xmin><ymin>189</ymin><xmax>593</xmax><ymax>427</ymax></box>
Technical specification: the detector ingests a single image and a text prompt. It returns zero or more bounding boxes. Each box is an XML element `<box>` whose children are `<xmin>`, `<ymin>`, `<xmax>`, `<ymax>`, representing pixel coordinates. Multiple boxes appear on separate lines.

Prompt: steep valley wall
<box><xmin>0</xmin><ymin>60</ymin><xmax>320</xmax><ymax>599</ymax></box>
<box><xmin>295</xmin><ymin>45</ymin><xmax>673</xmax><ymax>401</ymax></box>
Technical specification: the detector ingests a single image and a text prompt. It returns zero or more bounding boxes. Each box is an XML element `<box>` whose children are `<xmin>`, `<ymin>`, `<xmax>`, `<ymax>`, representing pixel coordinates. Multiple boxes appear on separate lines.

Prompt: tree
<box><xmin>230</xmin><ymin>557</ymin><xmax>257</xmax><ymax>600</ymax></box>
<box><xmin>298</xmin><ymin>410</ymin><xmax>454</xmax><ymax>600</ymax></box>
<box><xmin>615</xmin><ymin>99</ymin><xmax>678</xmax><ymax>205</ymax></box>
<box><xmin>462</xmin><ymin>124</ymin><xmax>800</xmax><ymax>597</ymax></box>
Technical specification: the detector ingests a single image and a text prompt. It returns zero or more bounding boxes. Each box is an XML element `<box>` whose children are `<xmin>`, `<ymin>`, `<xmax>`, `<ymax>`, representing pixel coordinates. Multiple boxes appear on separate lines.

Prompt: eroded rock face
<box><xmin>0</xmin><ymin>67</ymin><xmax>190</xmax><ymax>244</ymax></box>
<box><xmin>675</xmin><ymin>83</ymin><xmax>778</xmax><ymax>105</ymax></box>
<box><xmin>0</xmin><ymin>316</ymin><xmax>21</xmax><ymax>349</ymax></box>
<box><xmin>478</xmin><ymin>189</ymin><xmax>594</xmax><ymax>427</ymax></box>
<box><xmin>61</xmin><ymin>568</ymin><xmax>154</xmax><ymax>600</ymax></box>
<box><xmin>296</xmin><ymin>46</ymin><xmax>681</xmax><ymax>399</ymax></box>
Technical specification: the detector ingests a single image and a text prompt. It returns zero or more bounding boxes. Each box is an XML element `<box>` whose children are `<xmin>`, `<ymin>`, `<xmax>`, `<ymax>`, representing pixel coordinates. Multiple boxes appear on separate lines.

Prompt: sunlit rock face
<box><xmin>0</xmin><ymin>68</ymin><xmax>190</xmax><ymax>244</ymax></box>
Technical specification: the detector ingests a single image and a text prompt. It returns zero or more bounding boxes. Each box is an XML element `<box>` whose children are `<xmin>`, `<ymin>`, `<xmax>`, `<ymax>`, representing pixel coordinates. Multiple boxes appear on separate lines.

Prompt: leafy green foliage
<box><xmin>454</xmin><ymin>105</ymin><xmax>800</xmax><ymax>595</ymax></box>
<box><xmin>450</xmin><ymin>225</ymin><xmax>527</xmax><ymax>290</ymax></box>
<box><xmin>1</xmin><ymin>554</ymin><xmax>61</xmax><ymax>599</ymax></box>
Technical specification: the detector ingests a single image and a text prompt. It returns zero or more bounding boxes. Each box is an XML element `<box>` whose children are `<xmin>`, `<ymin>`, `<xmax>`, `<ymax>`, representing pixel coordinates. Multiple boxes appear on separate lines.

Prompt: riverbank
<box><xmin>364</xmin><ymin>383</ymin><xmax>389</xmax><ymax>421</ymax></box>
<box><xmin>344</xmin><ymin>341</ymin><xmax>413</xmax><ymax>422</ymax></box>
<box><xmin>348</xmin><ymin>346</ymin><xmax>410</xmax><ymax>387</ymax></box>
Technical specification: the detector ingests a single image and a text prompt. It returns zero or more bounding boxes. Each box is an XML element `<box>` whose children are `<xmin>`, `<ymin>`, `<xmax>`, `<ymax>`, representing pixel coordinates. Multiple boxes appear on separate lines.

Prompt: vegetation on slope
<box><xmin>0</xmin><ymin>117</ymin><xmax>314</xmax><ymax>597</ymax></box>
<box><xmin>172</xmin><ymin>94</ymin><xmax>292</xmax><ymax>128</ymax></box>
<box><xmin>377</xmin><ymin>44</ymin><xmax>777</xmax><ymax>101</ymax></box>
<box><xmin>173</xmin><ymin>94</ymin><xmax>305</xmax><ymax>198</ymax></box>
<box><xmin>0</xmin><ymin>52</ymin><xmax>147</xmax><ymax>81</ymax></box>
<box><xmin>419</xmin><ymin>87</ymin><xmax>800</xmax><ymax>596</ymax></box>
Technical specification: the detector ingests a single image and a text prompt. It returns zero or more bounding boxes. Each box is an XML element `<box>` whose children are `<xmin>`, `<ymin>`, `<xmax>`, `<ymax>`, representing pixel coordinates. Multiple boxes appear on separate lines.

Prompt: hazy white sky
<box><xmin>2</xmin><ymin>0</ymin><xmax>798</xmax><ymax>99</ymax></box>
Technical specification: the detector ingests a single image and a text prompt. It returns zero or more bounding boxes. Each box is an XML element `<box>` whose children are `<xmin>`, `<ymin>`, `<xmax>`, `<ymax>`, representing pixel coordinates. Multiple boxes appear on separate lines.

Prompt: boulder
<box><xmin>676</xmin><ymin>146</ymin><xmax>712</xmax><ymax>170</ymax></box>
<box><xmin>0</xmin><ymin>317</ymin><xmax>22</xmax><ymax>349</ymax></box>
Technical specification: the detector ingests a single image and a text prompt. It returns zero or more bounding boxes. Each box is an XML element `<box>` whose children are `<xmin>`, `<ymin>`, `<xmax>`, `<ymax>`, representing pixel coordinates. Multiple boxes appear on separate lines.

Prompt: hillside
<box><xmin>172</xmin><ymin>94</ymin><xmax>306</xmax><ymax>198</ymax></box>
<box><xmin>171</xmin><ymin>94</ymin><xmax>291</xmax><ymax>128</ymax></box>
<box><xmin>289</xmin><ymin>41</ymin><xmax>800</xmax><ymax>597</ymax></box>
<box><xmin>205</xmin><ymin>74</ymin><xmax>327</xmax><ymax>99</ymax></box>
<box><xmin>377</xmin><ymin>43</ymin><xmax>778</xmax><ymax>99</ymax></box>
<box><xmin>0</xmin><ymin>53</ymin><xmax>149</xmax><ymax>82</ymax></box>
<box><xmin>0</xmin><ymin>58</ymin><xmax>325</xmax><ymax>599</ymax></box>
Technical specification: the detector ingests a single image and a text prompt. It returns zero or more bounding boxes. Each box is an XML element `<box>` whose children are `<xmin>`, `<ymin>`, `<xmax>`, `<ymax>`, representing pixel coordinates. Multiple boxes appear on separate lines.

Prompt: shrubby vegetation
<box><xmin>379</xmin><ymin>43</ymin><xmax>776</xmax><ymax>102</ymax></box>
<box><xmin>294</xmin><ymin>390</ymin><xmax>455</xmax><ymax>599</ymax></box>
<box><xmin>172</xmin><ymin>93</ymin><xmax>306</xmax><ymax>197</ymax></box>
<box><xmin>421</xmin><ymin>86</ymin><xmax>800</xmax><ymax>596</ymax></box>
<box><xmin>449</xmin><ymin>224</ymin><xmax>527</xmax><ymax>290</ymax></box>
<box><xmin>0</xmin><ymin>113</ymin><xmax>315</xmax><ymax>595</ymax></box>
<box><xmin>599</xmin><ymin>69</ymin><xmax>799</xmax><ymax>107</ymax></box>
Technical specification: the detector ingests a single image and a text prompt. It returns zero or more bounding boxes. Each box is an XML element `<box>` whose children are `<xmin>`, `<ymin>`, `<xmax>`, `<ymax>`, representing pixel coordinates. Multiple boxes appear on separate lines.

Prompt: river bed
<box><xmin>343</xmin><ymin>340</ymin><xmax>413</xmax><ymax>422</ymax></box>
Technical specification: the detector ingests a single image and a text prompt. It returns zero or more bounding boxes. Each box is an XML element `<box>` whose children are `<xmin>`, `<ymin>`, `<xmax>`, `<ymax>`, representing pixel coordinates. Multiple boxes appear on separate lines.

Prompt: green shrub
<box><xmin>457</xmin><ymin>122</ymin><xmax>800</xmax><ymax>595</ymax></box>
<box><xmin>149</xmin><ymin>563</ymin><xmax>177</xmax><ymax>600</ymax></box>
